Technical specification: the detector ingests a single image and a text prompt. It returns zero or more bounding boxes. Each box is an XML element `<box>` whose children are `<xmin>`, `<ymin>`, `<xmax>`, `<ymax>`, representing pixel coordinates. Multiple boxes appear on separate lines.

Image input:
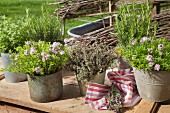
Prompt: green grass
<box><xmin>0</xmin><ymin>0</ymin><xmax>57</xmax><ymax>16</ymax></box>
<box><xmin>0</xmin><ymin>0</ymin><xmax>99</xmax><ymax>38</ymax></box>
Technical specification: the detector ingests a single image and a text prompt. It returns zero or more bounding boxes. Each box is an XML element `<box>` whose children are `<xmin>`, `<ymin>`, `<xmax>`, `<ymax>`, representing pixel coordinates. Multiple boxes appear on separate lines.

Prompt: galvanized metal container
<box><xmin>134</xmin><ymin>68</ymin><xmax>170</xmax><ymax>102</ymax></box>
<box><xmin>1</xmin><ymin>53</ymin><xmax>27</xmax><ymax>83</ymax></box>
<box><xmin>77</xmin><ymin>72</ymin><xmax>105</xmax><ymax>96</ymax></box>
<box><xmin>27</xmin><ymin>70</ymin><xmax>63</xmax><ymax>103</ymax></box>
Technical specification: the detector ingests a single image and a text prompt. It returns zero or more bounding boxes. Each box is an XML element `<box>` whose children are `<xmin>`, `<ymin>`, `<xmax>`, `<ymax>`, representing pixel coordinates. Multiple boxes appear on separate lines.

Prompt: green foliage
<box><xmin>0</xmin><ymin>16</ymin><xmax>29</xmax><ymax>53</ymax></box>
<box><xmin>8</xmin><ymin>41</ymin><xmax>68</xmax><ymax>76</ymax></box>
<box><xmin>23</xmin><ymin>9</ymin><xmax>63</xmax><ymax>43</ymax></box>
<box><xmin>66</xmin><ymin>42</ymin><xmax>117</xmax><ymax>82</ymax></box>
<box><xmin>114</xmin><ymin>0</ymin><xmax>153</xmax><ymax>47</ymax></box>
<box><xmin>122</xmin><ymin>38</ymin><xmax>170</xmax><ymax>71</ymax></box>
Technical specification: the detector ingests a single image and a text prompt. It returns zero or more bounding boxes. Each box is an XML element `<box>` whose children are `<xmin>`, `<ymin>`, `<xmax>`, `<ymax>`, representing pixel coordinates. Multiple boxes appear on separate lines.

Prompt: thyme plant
<box><xmin>66</xmin><ymin>42</ymin><xmax>117</xmax><ymax>82</ymax></box>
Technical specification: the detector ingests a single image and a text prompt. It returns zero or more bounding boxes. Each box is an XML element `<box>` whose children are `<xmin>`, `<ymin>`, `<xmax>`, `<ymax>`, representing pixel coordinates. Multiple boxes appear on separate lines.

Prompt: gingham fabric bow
<box><xmin>85</xmin><ymin>69</ymin><xmax>141</xmax><ymax>110</ymax></box>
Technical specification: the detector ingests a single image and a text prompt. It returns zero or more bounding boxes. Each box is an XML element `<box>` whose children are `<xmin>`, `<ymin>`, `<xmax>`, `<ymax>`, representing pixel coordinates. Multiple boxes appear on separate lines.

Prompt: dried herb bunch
<box><xmin>66</xmin><ymin>42</ymin><xmax>117</xmax><ymax>82</ymax></box>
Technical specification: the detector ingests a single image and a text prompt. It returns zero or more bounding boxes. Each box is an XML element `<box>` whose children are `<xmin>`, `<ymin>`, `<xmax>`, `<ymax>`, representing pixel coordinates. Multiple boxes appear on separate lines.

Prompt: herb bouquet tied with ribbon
<box><xmin>8</xmin><ymin>40</ymin><xmax>68</xmax><ymax>103</ymax></box>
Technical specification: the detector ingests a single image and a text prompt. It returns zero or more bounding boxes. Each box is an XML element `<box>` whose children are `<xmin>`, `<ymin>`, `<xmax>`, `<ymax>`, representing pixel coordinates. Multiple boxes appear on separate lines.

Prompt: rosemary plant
<box><xmin>114</xmin><ymin>0</ymin><xmax>153</xmax><ymax>47</ymax></box>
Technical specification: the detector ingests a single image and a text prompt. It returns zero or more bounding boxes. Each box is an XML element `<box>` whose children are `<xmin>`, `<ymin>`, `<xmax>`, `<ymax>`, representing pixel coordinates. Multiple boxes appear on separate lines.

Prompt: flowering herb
<box><xmin>65</xmin><ymin>42</ymin><xmax>117</xmax><ymax>82</ymax></box>
<box><xmin>106</xmin><ymin>84</ymin><xmax>123</xmax><ymax>113</ymax></box>
<box><xmin>8</xmin><ymin>41</ymin><xmax>68</xmax><ymax>76</ymax></box>
<box><xmin>121</xmin><ymin>38</ymin><xmax>170</xmax><ymax>71</ymax></box>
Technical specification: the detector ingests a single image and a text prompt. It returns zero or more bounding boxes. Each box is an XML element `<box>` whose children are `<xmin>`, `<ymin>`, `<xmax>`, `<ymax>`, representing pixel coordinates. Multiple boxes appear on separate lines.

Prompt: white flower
<box><xmin>140</xmin><ymin>37</ymin><xmax>150</xmax><ymax>43</ymax></box>
<box><xmin>26</xmin><ymin>41</ymin><xmax>32</xmax><ymax>45</ymax></box>
<box><xmin>60</xmin><ymin>51</ymin><xmax>65</xmax><ymax>55</ymax></box>
<box><xmin>158</xmin><ymin>44</ymin><xmax>164</xmax><ymax>51</ymax></box>
<box><xmin>52</xmin><ymin>42</ymin><xmax>60</xmax><ymax>48</ymax></box>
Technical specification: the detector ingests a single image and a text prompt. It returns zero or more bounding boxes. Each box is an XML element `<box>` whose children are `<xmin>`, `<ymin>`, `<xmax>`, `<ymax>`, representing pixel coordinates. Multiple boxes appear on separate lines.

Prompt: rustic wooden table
<box><xmin>0</xmin><ymin>64</ymin><xmax>169</xmax><ymax>112</ymax></box>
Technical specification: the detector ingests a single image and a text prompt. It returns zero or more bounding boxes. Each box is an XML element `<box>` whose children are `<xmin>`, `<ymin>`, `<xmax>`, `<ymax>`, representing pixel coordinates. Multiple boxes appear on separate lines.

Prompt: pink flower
<box><xmin>148</xmin><ymin>62</ymin><xmax>155</xmax><ymax>67</ymax></box>
<box><xmin>34</xmin><ymin>67</ymin><xmax>41</xmax><ymax>73</ymax></box>
<box><xmin>154</xmin><ymin>64</ymin><xmax>160</xmax><ymax>71</ymax></box>
<box><xmin>158</xmin><ymin>44</ymin><xmax>164</xmax><ymax>50</ymax></box>
<box><xmin>146</xmin><ymin>55</ymin><xmax>154</xmax><ymax>61</ymax></box>
<box><xmin>51</xmin><ymin>48</ymin><xmax>58</xmax><ymax>54</ymax></box>
<box><xmin>45</xmin><ymin>54</ymin><xmax>51</xmax><ymax>60</ymax></box>
<box><xmin>52</xmin><ymin>42</ymin><xmax>60</xmax><ymax>48</ymax></box>
<box><xmin>30</xmin><ymin>47</ymin><xmax>36</xmax><ymax>54</ymax></box>
<box><xmin>148</xmin><ymin>48</ymin><xmax>153</xmax><ymax>53</ymax></box>
<box><xmin>131</xmin><ymin>40</ymin><xmax>137</xmax><ymax>45</ymax></box>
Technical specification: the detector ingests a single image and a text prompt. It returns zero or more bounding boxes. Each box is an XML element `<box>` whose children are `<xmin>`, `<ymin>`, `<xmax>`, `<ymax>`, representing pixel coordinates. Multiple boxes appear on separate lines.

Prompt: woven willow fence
<box><xmin>51</xmin><ymin>0</ymin><xmax>170</xmax><ymax>45</ymax></box>
<box><xmin>152</xmin><ymin>0</ymin><xmax>170</xmax><ymax>40</ymax></box>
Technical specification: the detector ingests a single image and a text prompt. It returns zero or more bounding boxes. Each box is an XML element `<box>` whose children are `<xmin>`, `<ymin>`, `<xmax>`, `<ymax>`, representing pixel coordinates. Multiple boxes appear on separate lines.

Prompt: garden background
<box><xmin>0</xmin><ymin>0</ymin><xmax>99</xmax><ymax>37</ymax></box>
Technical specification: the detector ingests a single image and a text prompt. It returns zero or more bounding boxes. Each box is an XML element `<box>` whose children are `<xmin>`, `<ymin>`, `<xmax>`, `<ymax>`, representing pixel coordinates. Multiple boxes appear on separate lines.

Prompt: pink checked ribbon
<box><xmin>85</xmin><ymin>69</ymin><xmax>141</xmax><ymax>110</ymax></box>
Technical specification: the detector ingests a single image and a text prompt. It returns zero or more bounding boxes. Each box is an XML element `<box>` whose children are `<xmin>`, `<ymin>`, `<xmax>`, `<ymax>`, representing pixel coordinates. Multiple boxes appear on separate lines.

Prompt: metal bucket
<box><xmin>134</xmin><ymin>68</ymin><xmax>170</xmax><ymax>102</ymax></box>
<box><xmin>27</xmin><ymin>70</ymin><xmax>63</xmax><ymax>103</ymax></box>
<box><xmin>77</xmin><ymin>72</ymin><xmax>105</xmax><ymax>96</ymax></box>
<box><xmin>1</xmin><ymin>53</ymin><xmax>27</xmax><ymax>83</ymax></box>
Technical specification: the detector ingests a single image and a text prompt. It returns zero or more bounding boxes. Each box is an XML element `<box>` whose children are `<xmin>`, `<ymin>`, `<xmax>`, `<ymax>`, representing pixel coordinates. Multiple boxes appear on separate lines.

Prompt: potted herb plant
<box><xmin>115</xmin><ymin>1</ymin><xmax>170</xmax><ymax>102</ymax></box>
<box><xmin>66</xmin><ymin>42</ymin><xmax>117</xmax><ymax>96</ymax></box>
<box><xmin>8</xmin><ymin>41</ymin><xmax>68</xmax><ymax>102</ymax></box>
<box><xmin>23</xmin><ymin>10</ymin><xmax>63</xmax><ymax>43</ymax></box>
<box><xmin>114</xmin><ymin>1</ymin><xmax>153</xmax><ymax>69</ymax></box>
<box><xmin>121</xmin><ymin>37</ymin><xmax>170</xmax><ymax>102</ymax></box>
<box><xmin>0</xmin><ymin>16</ymin><xmax>29</xmax><ymax>83</ymax></box>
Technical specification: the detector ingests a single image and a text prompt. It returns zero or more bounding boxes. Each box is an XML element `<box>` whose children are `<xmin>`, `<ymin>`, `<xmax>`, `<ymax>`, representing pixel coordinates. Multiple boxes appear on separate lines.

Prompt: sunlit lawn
<box><xmin>0</xmin><ymin>0</ymin><xmax>98</xmax><ymax>37</ymax></box>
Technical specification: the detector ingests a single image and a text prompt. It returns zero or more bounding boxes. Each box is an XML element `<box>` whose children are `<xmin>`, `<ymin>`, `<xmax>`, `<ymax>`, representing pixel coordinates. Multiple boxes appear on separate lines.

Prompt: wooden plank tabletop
<box><xmin>0</xmin><ymin>56</ymin><xmax>166</xmax><ymax>113</ymax></box>
<box><xmin>0</xmin><ymin>69</ymin><xmax>139</xmax><ymax>113</ymax></box>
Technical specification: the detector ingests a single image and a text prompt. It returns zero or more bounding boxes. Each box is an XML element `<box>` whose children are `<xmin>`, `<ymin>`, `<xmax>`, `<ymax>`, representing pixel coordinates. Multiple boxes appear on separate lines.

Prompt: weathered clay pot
<box><xmin>27</xmin><ymin>70</ymin><xmax>63</xmax><ymax>103</ymax></box>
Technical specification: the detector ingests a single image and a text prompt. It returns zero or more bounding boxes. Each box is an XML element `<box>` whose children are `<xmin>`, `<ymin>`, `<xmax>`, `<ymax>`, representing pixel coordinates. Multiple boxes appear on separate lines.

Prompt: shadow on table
<box><xmin>60</xmin><ymin>69</ymin><xmax>82</xmax><ymax>100</ymax></box>
<box><xmin>161</xmin><ymin>99</ymin><xmax>170</xmax><ymax>105</ymax></box>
